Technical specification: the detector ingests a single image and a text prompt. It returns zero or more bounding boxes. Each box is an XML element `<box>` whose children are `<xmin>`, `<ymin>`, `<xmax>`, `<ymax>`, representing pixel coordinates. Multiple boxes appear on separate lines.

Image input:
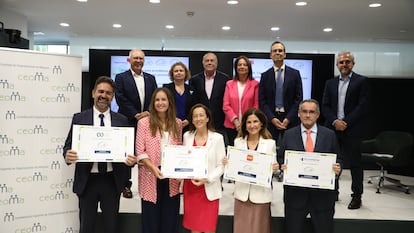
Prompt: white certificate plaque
<box><xmin>283</xmin><ymin>150</ymin><xmax>337</xmax><ymax>190</ymax></box>
<box><xmin>161</xmin><ymin>145</ymin><xmax>208</xmax><ymax>179</ymax></box>
<box><xmin>71</xmin><ymin>125</ymin><xmax>134</xmax><ymax>162</ymax></box>
<box><xmin>224</xmin><ymin>146</ymin><xmax>274</xmax><ymax>188</ymax></box>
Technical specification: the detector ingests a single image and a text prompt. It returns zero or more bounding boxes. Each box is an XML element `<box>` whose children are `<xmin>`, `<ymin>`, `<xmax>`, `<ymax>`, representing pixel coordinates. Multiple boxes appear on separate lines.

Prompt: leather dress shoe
<box><xmin>348</xmin><ymin>197</ymin><xmax>361</xmax><ymax>209</ymax></box>
<box><xmin>122</xmin><ymin>187</ymin><xmax>133</xmax><ymax>198</ymax></box>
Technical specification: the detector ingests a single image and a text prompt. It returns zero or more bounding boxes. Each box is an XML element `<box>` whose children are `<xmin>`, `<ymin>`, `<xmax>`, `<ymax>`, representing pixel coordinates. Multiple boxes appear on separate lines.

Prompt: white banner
<box><xmin>0</xmin><ymin>47</ymin><xmax>82</xmax><ymax>232</ymax></box>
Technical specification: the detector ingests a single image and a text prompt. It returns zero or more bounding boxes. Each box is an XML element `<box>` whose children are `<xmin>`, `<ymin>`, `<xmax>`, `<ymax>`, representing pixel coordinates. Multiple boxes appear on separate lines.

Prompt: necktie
<box><xmin>305</xmin><ymin>129</ymin><xmax>314</xmax><ymax>152</ymax></box>
<box><xmin>275</xmin><ymin>68</ymin><xmax>284</xmax><ymax>108</ymax></box>
<box><xmin>98</xmin><ymin>113</ymin><xmax>107</xmax><ymax>173</ymax></box>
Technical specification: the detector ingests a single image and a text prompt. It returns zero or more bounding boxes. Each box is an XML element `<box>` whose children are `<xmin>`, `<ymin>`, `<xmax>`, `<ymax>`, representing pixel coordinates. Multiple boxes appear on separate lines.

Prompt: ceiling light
<box><xmin>222</xmin><ymin>26</ymin><xmax>231</xmax><ymax>31</ymax></box>
<box><xmin>149</xmin><ymin>0</ymin><xmax>160</xmax><ymax>3</ymax></box>
<box><xmin>323</xmin><ymin>27</ymin><xmax>333</xmax><ymax>32</ymax></box>
<box><xmin>295</xmin><ymin>2</ymin><xmax>307</xmax><ymax>6</ymax></box>
<box><xmin>113</xmin><ymin>24</ymin><xmax>122</xmax><ymax>28</ymax></box>
<box><xmin>165</xmin><ymin>25</ymin><xmax>174</xmax><ymax>29</ymax></box>
<box><xmin>271</xmin><ymin>27</ymin><xmax>280</xmax><ymax>31</ymax></box>
<box><xmin>369</xmin><ymin>3</ymin><xmax>382</xmax><ymax>8</ymax></box>
<box><xmin>33</xmin><ymin>32</ymin><xmax>45</xmax><ymax>36</ymax></box>
<box><xmin>60</xmin><ymin>23</ymin><xmax>70</xmax><ymax>27</ymax></box>
<box><xmin>77</xmin><ymin>0</ymin><xmax>88</xmax><ymax>2</ymax></box>
<box><xmin>227</xmin><ymin>0</ymin><xmax>239</xmax><ymax>5</ymax></box>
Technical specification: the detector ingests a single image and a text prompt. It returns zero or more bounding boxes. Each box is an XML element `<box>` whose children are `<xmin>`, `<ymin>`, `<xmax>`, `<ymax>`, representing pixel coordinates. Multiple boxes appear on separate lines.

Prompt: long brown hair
<box><xmin>148</xmin><ymin>88</ymin><xmax>181</xmax><ymax>140</ymax></box>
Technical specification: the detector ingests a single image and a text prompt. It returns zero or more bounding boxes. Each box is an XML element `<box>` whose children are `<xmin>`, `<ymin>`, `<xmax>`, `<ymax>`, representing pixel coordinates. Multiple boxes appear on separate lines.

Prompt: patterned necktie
<box><xmin>305</xmin><ymin>129</ymin><xmax>314</xmax><ymax>152</ymax></box>
<box><xmin>98</xmin><ymin>113</ymin><xmax>107</xmax><ymax>173</ymax></box>
<box><xmin>275</xmin><ymin>68</ymin><xmax>284</xmax><ymax>108</ymax></box>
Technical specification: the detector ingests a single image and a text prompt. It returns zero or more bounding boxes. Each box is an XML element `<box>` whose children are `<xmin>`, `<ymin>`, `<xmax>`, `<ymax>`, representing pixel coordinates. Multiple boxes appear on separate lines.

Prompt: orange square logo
<box><xmin>246</xmin><ymin>154</ymin><xmax>253</xmax><ymax>161</ymax></box>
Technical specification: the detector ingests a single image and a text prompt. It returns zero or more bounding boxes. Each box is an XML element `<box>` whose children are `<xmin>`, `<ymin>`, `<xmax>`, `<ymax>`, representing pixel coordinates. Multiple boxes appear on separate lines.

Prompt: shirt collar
<box><xmin>204</xmin><ymin>71</ymin><xmax>216</xmax><ymax>80</ymax></box>
<box><xmin>273</xmin><ymin>64</ymin><xmax>286</xmax><ymax>72</ymax></box>
<box><xmin>340</xmin><ymin>71</ymin><xmax>353</xmax><ymax>80</ymax></box>
<box><xmin>131</xmin><ymin>68</ymin><xmax>143</xmax><ymax>77</ymax></box>
<box><xmin>93</xmin><ymin>106</ymin><xmax>110</xmax><ymax>117</ymax></box>
<box><xmin>301</xmin><ymin>124</ymin><xmax>317</xmax><ymax>134</ymax></box>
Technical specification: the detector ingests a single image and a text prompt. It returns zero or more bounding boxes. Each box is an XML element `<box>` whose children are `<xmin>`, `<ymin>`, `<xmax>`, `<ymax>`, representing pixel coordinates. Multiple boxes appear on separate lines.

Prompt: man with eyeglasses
<box><xmin>279</xmin><ymin>99</ymin><xmax>342</xmax><ymax>233</ymax></box>
<box><xmin>321</xmin><ymin>51</ymin><xmax>369</xmax><ymax>210</ymax></box>
<box><xmin>259</xmin><ymin>41</ymin><xmax>303</xmax><ymax>148</ymax></box>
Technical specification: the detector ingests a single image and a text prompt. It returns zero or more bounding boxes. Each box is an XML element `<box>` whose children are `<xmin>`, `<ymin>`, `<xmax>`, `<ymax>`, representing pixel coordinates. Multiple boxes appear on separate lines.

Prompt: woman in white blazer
<box><xmin>227</xmin><ymin>108</ymin><xmax>279</xmax><ymax>233</ymax></box>
<box><xmin>182</xmin><ymin>103</ymin><xmax>226</xmax><ymax>233</ymax></box>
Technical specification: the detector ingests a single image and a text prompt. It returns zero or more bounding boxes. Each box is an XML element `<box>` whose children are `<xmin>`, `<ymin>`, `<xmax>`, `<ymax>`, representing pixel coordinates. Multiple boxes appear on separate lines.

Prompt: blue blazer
<box><xmin>63</xmin><ymin>108</ymin><xmax>130</xmax><ymax>195</ymax></box>
<box><xmin>321</xmin><ymin>72</ymin><xmax>369</xmax><ymax>137</ymax></box>
<box><xmin>259</xmin><ymin>65</ymin><xmax>303</xmax><ymax>127</ymax></box>
<box><xmin>115</xmin><ymin>70</ymin><xmax>157</xmax><ymax>126</ymax></box>
<box><xmin>189</xmin><ymin>70</ymin><xmax>230</xmax><ymax>130</ymax></box>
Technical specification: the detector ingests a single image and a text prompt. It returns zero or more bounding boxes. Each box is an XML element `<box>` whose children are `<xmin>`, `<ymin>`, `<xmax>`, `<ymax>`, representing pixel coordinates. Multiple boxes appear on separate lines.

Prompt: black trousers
<box><xmin>141</xmin><ymin>178</ymin><xmax>181</xmax><ymax>233</ymax></box>
<box><xmin>336</xmin><ymin>131</ymin><xmax>364</xmax><ymax>197</ymax></box>
<box><xmin>78</xmin><ymin>173</ymin><xmax>120</xmax><ymax>233</ymax></box>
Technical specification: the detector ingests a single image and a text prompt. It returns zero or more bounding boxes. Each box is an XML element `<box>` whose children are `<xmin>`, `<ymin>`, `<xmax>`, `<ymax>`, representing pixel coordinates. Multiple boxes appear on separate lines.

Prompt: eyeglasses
<box><xmin>300</xmin><ymin>110</ymin><xmax>317</xmax><ymax>115</ymax></box>
<box><xmin>271</xmin><ymin>49</ymin><xmax>284</xmax><ymax>53</ymax></box>
<box><xmin>338</xmin><ymin>60</ymin><xmax>352</xmax><ymax>65</ymax></box>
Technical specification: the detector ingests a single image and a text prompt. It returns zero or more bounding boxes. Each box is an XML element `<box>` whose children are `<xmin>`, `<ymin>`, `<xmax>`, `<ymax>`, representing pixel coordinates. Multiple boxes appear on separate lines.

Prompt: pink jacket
<box><xmin>223</xmin><ymin>79</ymin><xmax>259</xmax><ymax>129</ymax></box>
<box><xmin>136</xmin><ymin>116</ymin><xmax>182</xmax><ymax>203</ymax></box>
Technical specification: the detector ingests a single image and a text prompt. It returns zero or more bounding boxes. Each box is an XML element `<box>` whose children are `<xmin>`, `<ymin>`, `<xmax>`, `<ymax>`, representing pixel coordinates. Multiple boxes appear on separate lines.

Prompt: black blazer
<box><xmin>115</xmin><ymin>69</ymin><xmax>157</xmax><ymax>126</ymax></box>
<box><xmin>259</xmin><ymin>65</ymin><xmax>303</xmax><ymax>127</ymax></box>
<box><xmin>321</xmin><ymin>72</ymin><xmax>369</xmax><ymax>138</ymax></box>
<box><xmin>63</xmin><ymin>109</ymin><xmax>130</xmax><ymax>195</ymax></box>
<box><xmin>163</xmin><ymin>82</ymin><xmax>198</xmax><ymax>121</ymax></box>
<box><xmin>189</xmin><ymin>70</ymin><xmax>230</xmax><ymax>130</ymax></box>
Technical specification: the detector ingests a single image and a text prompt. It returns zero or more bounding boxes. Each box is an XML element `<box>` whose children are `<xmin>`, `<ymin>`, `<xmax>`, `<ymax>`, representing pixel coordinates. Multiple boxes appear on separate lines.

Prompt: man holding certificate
<box><xmin>63</xmin><ymin>76</ymin><xmax>136</xmax><ymax>233</ymax></box>
<box><xmin>278</xmin><ymin>99</ymin><xmax>342</xmax><ymax>233</ymax></box>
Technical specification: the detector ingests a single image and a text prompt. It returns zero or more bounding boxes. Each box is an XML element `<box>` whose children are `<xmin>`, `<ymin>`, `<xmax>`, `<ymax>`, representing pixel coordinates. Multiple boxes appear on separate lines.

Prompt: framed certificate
<box><xmin>161</xmin><ymin>145</ymin><xmax>208</xmax><ymax>179</ymax></box>
<box><xmin>224</xmin><ymin>146</ymin><xmax>274</xmax><ymax>188</ymax></box>
<box><xmin>283</xmin><ymin>150</ymin><xmax>337</xmax><ymax>190</ymax></box>
<box><xmin>71</xmin><ymin>125</ymin><xmax>134</xmax><ymax>162</ymax></box>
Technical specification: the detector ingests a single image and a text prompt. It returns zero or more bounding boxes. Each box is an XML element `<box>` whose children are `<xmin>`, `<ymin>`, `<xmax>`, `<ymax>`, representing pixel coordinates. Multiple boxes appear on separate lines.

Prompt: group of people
<box><xmin>63</xmin><ymin>40</ymin><xmax>369</xmax><ymax>233</ymax></box>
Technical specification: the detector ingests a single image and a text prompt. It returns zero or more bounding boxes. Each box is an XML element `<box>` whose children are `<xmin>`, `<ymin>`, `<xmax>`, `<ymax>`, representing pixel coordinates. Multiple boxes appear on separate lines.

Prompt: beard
<box><xmin>95</xmin><ymin>97</ymin><xmax>110</xmax><ymax>111</ymax></box>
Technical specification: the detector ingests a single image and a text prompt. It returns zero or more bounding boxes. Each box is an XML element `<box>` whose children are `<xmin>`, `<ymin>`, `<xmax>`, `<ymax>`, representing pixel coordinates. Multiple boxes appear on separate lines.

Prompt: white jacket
<box><xmin>233</xmin><ymin>137</ymin><xmax>276</xmax><ymax>203</ymax></box>
<box><xmin>183</xmin><ymin>130</ymin><xmax>226</xmax><ymax>201</ymax></box>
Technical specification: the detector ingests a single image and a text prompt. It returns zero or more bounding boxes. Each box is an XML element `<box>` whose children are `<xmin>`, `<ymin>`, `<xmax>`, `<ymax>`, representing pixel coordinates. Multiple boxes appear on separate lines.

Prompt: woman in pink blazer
<box><xmin>223</xmin><ymin>56</ymin><xmax>259</xmax><ymax>146</ymax></box>
<box><xmin>134</xmin><ymin>87</ymin><xmax>182</xmax><ymax>233</ymax></box>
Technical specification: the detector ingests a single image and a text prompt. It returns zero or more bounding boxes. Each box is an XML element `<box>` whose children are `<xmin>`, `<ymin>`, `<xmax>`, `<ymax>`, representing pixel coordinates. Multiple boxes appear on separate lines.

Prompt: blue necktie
<box><xmin>98</xmin><ymin>113</ymin><xmax>107</xmax><ymax>173</ymax></box>
<box><xmin>275</xmin><ymin>68</ymin><xmax>284</xmax><ymax>108</ymax></box>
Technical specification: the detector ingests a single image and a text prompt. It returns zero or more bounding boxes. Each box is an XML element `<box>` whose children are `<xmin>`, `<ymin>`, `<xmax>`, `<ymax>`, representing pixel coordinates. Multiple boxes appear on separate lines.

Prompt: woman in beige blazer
<box><xmin>182</xmin><ymin>103</ymin><xmax>226</xmax><ymax>233</ymax></box>
<box><xmin>228</xmin><ymin>108</ymin><xmax>279</xmax><ymax>233</ymax></box>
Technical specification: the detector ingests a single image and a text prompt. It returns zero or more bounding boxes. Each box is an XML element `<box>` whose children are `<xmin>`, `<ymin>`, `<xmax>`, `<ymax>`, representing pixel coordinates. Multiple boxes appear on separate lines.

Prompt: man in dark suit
<box><xmin>189</xmin><ymin>52</ymin><xmax>230</xmax><ymax>140</ymax></box>
<box><xmin>259</xmin><ymin>41</ymin><xmax>303</xmax><ymax>145</ymax></box>
<box><xmin>114</xmin><ymin>49</ymin><xmax>157</xmax><ymax>198</ymax></box>
<box><xmin>63</xmin><ymin>76</ymin><xmax>136</xmax><ymax>233</ymax></box>
<box><xmin>279</xmin><ymin>99</ymin><xmax>342</xmax><ymax>233</ymax></box>
<box><xmin>322</xmin><ymin>51</ymin><xmax>369</xmax><ymax>209</ymax></box>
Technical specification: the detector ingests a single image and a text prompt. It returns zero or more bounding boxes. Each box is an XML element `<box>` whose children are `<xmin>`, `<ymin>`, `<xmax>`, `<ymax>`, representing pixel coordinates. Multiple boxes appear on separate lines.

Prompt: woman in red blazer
<box><xmin>223</xmin><ymin>56</ymin><xmax>259</xmax><ymax>145</ymax></box>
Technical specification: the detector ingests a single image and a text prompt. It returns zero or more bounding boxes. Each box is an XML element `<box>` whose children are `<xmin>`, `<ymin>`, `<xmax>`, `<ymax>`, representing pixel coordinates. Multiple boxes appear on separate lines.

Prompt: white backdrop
<box><xmin>0</xmin><ymin>47</ymin><xmax>82</xmax><ymax>233</ymax></box>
